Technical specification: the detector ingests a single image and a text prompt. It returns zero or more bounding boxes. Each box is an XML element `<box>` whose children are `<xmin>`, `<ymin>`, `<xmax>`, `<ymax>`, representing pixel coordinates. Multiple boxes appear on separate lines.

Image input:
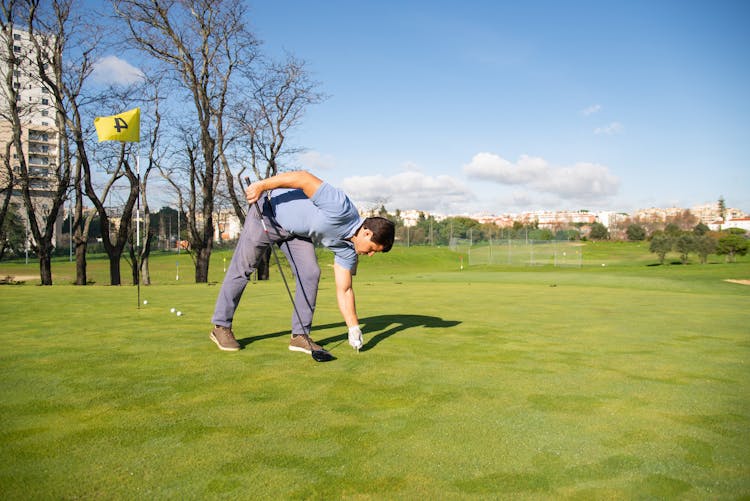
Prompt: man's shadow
<box><xmin>237</xmin><ymin>314</ymin><xmax>461</xmax><ymax>352</ymax></box>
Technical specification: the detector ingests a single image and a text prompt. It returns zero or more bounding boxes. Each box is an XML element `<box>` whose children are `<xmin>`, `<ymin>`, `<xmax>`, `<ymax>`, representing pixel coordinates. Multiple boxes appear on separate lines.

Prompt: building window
<box><xmin>41</xmin><ymin>110</ymin><xmax>49</xmax><ymax>117</ymax></box>
<box><xmin>13</xmin><ymin>45</ymin><xmax>21</xmax><ymax>53</ymax></box>
<box><xmin>41</xmin><ymin>98</ymin><xmax>49</xmax><ymax>105</ymax></box>
<box><xmin>29</xmin><ymin>155</ymin><xmax>49</xmax><ymax>166</ymax></box>
<box><xmin>29</xmin><ymin>131</ymin><xmax>49</xmax><ymax>142</ymax></box>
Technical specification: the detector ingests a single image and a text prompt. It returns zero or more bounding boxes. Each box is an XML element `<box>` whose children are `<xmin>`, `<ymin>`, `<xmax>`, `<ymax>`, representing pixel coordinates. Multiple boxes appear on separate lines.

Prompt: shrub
<box><xmin>626</xmin><ymin>224</ymin><xmax>646</xmax><ymax>241</ymax></box>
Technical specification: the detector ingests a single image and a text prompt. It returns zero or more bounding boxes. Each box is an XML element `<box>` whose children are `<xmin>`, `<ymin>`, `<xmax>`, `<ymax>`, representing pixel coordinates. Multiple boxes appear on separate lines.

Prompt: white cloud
<box><xmin>581</xmin><ymin>104</ymin><xmax>602</xmax><ymax>116</ymax></box>
<box><xmin>91</xmin><ymin>56</ymin><xmax>145</xmax><ymax>86</ymax></box>
<box><xmin>536</xmin><ymin>162</ymin><xmax>620</xmax><ymax>199</ymax></box>
<box><xmin>457</xmin><ymin>152</ymin><xmax>557</xmax><ymax>185</ymax></box>
<box><xmin>594</xmin><ymin>121</ymin><xmax>623</xmax><ymax>135</ymax></box>
<box><xmin>341</xmin><ymin>171</ymin><xmax>472</xmax><ymax>213</ymax></box>
<box><xmin>297</xmin><ymin>150</ymin><xmax>336</xmax><ymax>170</ymax></box>
<box><xmin>463</xmin><ymin>152</ymin><xmax>620</xmax><ymax>203</ymax></box>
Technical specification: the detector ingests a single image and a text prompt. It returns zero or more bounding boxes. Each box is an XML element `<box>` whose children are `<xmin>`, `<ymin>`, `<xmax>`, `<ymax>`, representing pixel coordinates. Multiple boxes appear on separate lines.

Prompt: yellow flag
<box><xmin>94</xmin><ymin>107</ymin><xmax>140</xmax><ymax>142</ymax></box>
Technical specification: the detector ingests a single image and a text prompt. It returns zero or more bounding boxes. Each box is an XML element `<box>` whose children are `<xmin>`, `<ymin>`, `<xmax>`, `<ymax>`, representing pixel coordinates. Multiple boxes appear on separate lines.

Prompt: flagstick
<box><xmin>94</xmin><ymin>107</ymin><xmax>141</xmax><ymax>307</ymax></box>
<box><xmin>136</xmin><ymin>153</ymin><xmax>141</xmax><ymax>310</ymax></box>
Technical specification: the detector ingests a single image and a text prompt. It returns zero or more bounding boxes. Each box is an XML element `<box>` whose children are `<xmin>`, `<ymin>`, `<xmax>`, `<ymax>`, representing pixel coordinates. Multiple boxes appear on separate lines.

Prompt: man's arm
<box><xmin>245</xmin><ymin>171</ymin><xmax>322</xmax><ymax>204</ymax></box>
<box><xmin>333</xmin><ymin>262</ymin><xmax>359</xmax><ymax>328</ymax></box>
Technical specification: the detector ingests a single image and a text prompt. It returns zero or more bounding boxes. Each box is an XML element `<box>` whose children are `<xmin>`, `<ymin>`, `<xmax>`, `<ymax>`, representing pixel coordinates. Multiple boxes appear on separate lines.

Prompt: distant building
<box><xmin>213</xmin><ymin>209</ymin><xmax>242</xmax><ymax>242</ymax></box>
<box><xmin>692</xmin><ymin>202</ymin><xmax>746</xmax><ymax>226</ymax></box>
<box><xmin>710</xmin><ymin>217</ymin><xmax>750</xmax><ymax>233</ymax></box>
<box><xmin>632</xmin><ymin>206</ymin><xmax>686</xmax><ymax>222</ymax></box>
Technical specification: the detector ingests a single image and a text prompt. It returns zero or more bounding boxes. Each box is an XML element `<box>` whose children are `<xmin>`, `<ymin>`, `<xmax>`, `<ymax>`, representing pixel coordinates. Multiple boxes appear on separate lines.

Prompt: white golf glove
<box><xmin>348</xmin><ymin>325</ymin><xmax>363</xmax><ymax>351</ymax></box>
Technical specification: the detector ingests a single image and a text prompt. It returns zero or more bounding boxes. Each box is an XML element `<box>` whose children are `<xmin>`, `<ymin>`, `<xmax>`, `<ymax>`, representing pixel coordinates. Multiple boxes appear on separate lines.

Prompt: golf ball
<box><xmin>143</xmin><ymin>300</ymin><xmax>148</xmax><ymax>305</ymax></box>
<box><xmin>176</xmin><ymin>311</ymin><xmax>183</xmax><ymax>317</ymax></box>
<box><xmin>170</xmin><ymin>308</ymin><xmax>176</xmax><ymax>313</ymax></box>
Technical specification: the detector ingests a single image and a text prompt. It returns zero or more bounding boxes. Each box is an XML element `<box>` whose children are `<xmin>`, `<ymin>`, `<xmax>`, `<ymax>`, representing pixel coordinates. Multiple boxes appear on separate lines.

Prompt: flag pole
<box><xmin>136</xmin><ymin>153</ymin><xmax>141</xmax><ymax>309</ymax></box>
<box><xmin>93</xmin><ymin>107</ymin><xmax>141</xmax><ymax>308</ymax></box>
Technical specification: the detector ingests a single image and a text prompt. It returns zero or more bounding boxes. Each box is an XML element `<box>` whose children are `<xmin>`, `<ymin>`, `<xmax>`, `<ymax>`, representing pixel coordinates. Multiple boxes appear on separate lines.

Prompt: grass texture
<box><xmin>1</xmin><ymin>244</ymin><xmax>749</xmax><ymax>499</ymax></box>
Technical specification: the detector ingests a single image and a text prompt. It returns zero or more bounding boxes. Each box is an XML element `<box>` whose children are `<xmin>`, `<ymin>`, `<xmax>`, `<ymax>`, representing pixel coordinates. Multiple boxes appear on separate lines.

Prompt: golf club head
<box><xmin>311</xmin><ymin>349</ymin><xmax>335</xmax><ymax>362</ymax></box>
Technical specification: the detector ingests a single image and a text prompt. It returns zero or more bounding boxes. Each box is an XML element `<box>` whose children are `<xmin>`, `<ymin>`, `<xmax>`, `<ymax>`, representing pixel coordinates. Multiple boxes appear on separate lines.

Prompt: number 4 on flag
<box><xmin>94</xmin><ymin>107</ymin><xmax>140</xmax><ymax>143</ymax></box>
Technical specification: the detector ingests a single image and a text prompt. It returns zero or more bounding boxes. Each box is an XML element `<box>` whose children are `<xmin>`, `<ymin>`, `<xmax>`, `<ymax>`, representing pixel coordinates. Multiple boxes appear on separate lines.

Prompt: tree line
<box><xmin>384</xmin><ymin>206</ymin><xmax>747</xmax><ymax>266</ymax></box>
<box><xmin>647</xmin><ymin>225</ymin><xmax>747</xmax><ymax>265</ymax></box>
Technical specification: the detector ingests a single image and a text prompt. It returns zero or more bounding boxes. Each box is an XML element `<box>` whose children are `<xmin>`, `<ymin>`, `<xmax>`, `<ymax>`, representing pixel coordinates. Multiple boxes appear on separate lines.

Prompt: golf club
<box><xmin>245</xmin><ymin>177</ymin><xmax>334</xmax><ymax>362</ymax></box>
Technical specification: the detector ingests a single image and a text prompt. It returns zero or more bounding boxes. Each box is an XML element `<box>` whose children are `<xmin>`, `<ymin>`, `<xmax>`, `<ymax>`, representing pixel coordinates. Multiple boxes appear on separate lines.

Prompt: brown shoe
<box><xmin>288</xmin><ymin>334</ymin><xmax>323</xmax><ymax>354</ymax></box>
<box><xmin>210</xmin><ymin>325</ymin><xmax>240</xmax><ymax>351</ymax></box>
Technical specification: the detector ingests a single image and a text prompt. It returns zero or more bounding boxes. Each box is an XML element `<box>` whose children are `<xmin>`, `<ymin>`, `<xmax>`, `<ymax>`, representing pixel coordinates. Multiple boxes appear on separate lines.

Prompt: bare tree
<box><xmin>0</xmin><ymin>134</ymin><xmax>14</xmax><ymax>242</ymax></box>
<box><xmin>223</xmin><ymin>55</ymin><xmax>325</xmax><ymax>279</ymax></box>
<box><xmin>113</xmin><ymin>0</ymin><xmax>258</xmax><ymax>282</ymax></box>
<box><xmin>157</xmin><ymin>123</ymin><xmax>211</xmax><ymax>276</ymax></box>
<box><xmin>1</xmin><ymin>0</ymin><xmax>74</xmax><ymax>284</ymax></box>
<box><xmin>85</xmin><ymin>143</ymin><xmax>140</xmax><ymax>285</ymax></box>
<box><xmin>226</xmin><ymin>55</ymin><xmax>325</xmax><ymax>221</ymax></box>
<box><xmin>53</xmin><ymin>4</ymin><xmax>105</xmax><ymax>285</ymax></box>
<box><xmin>0</xmin><ymin>7</ymin><xmax>17</xmax><ymax>235</ymax></box>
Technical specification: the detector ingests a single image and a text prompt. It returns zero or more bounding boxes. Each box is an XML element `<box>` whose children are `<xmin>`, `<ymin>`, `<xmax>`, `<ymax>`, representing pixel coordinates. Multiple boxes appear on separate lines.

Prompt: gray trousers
<box><xmin>211</xmin><ymin>201</ymin><xmax>320</xmax><ymax>334</ymax></box>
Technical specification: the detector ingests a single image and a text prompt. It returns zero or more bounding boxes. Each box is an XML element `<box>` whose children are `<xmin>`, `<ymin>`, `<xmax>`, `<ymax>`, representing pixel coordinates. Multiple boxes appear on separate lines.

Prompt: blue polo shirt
<box><xmin>269</xmin><ymin>182</ymin><xmax>363</xmax><ymax>272</ymax></box>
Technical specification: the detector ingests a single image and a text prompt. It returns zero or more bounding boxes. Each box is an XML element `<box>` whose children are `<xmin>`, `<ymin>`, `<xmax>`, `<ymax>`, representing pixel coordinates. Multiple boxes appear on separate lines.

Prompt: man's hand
<box><xmin>348</xmin><ymin>325</ymin><xmax>363</xmax><ymax>351</ymax></box>
<box><xmin>245</xmin><ymin>181</ymin><xmax>265</xmax><ymax>205</ymax></box>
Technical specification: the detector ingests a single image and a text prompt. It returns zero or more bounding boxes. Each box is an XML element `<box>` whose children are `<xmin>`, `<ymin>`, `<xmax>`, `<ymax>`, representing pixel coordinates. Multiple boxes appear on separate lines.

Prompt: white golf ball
<box><xmin>143</xmin><ymin>300</ymin><xmax>148</xmax><ymax>305</ymax></box>
<box><xmin>176</xmin><ymin>311</ymin><xmax>182</xmax><ymax>317</ymax></box>
<box><xmin>170</xmin><ymin>308</ymin><xmax>176</xmax><ymax>313</ymax></box>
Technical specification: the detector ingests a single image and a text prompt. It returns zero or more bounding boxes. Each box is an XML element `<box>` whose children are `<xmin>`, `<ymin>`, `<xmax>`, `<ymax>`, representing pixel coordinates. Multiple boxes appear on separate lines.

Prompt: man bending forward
<box><xmin>210</xmin><ymin>170</ymin><xmax>395</xmax><ymax>355</ymax></box>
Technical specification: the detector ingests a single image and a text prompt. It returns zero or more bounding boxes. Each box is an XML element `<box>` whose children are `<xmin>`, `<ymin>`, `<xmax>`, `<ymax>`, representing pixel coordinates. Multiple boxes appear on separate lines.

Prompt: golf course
<box><xmin>1</xmin><ymin>242</ymin><xmax>748</xmax><ymax>499</ymax></box>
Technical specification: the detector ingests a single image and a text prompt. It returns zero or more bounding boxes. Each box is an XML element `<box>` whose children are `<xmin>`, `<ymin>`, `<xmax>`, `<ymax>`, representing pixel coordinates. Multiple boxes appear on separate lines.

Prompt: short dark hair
<box><xmin>363</xmin><ymin>217</ymin><xmax>395</xmax><ymax>252</ymax></box>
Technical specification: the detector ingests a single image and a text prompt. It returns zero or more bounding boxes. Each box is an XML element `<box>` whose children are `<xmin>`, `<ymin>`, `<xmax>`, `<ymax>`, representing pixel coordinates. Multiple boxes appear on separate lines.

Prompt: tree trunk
<box><xmin>39</xmin><ymin>246</ymin><xmax>53</xmax><ymax>285</ymax></box>
<box><xmin>109</xmin><ymin>251</ymin><xmax>122</xmax><ymax>286</ymax></box>
<box><xmin>141</xmin><ymin>255</ymin><xmax>150</xmax><ymax>285</ymax></box>
<box><xmin>140</xmin><ymin>229</ymin><xmax>153</xmax><ymax>286</ymax></box>
<box><xmin>195</xmin><ymin>247</ymin><xmax>211</xmax><ymax>282</ymax></box>
<box><xmin>75</xmin><ymin>240</ymin><xmax>87</xmax><ymax>285</ymax></box>
<box><xmin>129</xmin><ymin>244</ymin><xmax>139</xmax><ymax>286</ymax></box>
<box><xmin>257</xmin><ymin>247</ymin><xmax>270</xmax><ymax>280</ymax></box>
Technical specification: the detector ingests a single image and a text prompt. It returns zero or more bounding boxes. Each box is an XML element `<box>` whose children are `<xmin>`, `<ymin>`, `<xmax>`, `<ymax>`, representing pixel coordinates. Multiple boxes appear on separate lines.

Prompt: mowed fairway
<box><xmin>1</xmin><ymin>245</ymin><xmax>749</xmax><ymax>499</ymax></box>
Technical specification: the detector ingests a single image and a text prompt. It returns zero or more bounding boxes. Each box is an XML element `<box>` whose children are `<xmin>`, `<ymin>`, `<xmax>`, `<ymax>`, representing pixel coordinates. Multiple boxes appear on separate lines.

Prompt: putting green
<box><xmin>0</xmin><ymin>245</ymin><xmax>748</xmax><ymax>498</ymax></box>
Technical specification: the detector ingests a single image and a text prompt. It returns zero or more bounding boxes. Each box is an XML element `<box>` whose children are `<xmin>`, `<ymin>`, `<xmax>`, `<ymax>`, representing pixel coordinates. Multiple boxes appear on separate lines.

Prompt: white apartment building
<box><xmin>0</xmin><ymin>26</ymin><xmax>63</xmax><ymax>245</ymax></box>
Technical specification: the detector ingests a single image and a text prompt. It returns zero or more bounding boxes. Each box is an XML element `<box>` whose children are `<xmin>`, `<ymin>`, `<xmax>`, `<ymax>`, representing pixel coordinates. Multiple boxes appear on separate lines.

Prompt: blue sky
<box><xmin>244</xmin><ymin>0</ymin><xmax>749</xmax><ymax>215</ymax></box>
<box><xmin>98</xmin><ymin>0</ymin><xmax>749</xmax><ymax>216</ymax></box>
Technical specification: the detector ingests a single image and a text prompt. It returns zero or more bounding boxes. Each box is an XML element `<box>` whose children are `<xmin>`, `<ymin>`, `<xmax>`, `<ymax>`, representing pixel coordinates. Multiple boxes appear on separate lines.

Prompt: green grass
<box><xmin>1</xmin><ymin>244</ymin><xmax>749</xmax><ymax>499</ymax></box>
